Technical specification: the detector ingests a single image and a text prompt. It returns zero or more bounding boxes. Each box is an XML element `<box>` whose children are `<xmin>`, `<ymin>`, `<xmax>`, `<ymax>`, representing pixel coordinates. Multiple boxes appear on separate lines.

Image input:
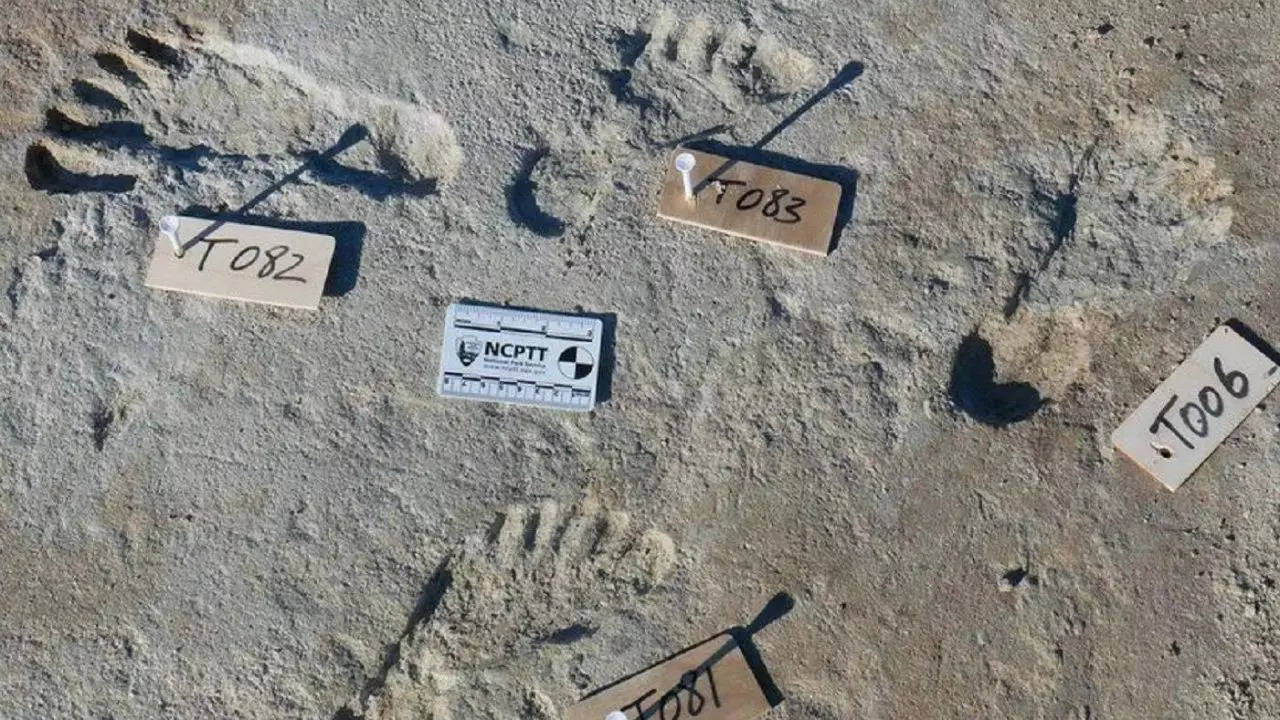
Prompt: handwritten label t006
<box><xmin>657</xmin><ymin>149</ymin><xmax>841</xmax><ymax>256</ymax></box>
<box><xmin>144</xmin><ymin>217</ymin><xmax>335</xmax><ymax>310</ymax></box>
<box><xmin>564</xmin><ymin>633</ymin><xmax>773</xmax><ymax>720</ymax></box>
<box><xmin>1112</xmin><ymin>325</ymin><xmax>1280</xmax><ymax>491</ymax></box>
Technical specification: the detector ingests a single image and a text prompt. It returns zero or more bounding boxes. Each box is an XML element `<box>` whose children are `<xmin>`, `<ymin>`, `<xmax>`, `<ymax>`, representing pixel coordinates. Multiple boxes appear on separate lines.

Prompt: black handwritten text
<box><xmin>194</xmin><ymin>237</ymin><xmax>307</xmax><ymax>283</ymax></box>
<box><xmin>617</xmin><ymin>666</ymin><xmax>722</xmax><ymax>720</ymax></box>
<box><xmin>1149</xmin><ymin>356</ymin><xmax>1250</xmax><ymax>453</ymax></box>
<box><xmin>711</xmin><ymin>180</ymin><xmax>806</xmax><ymax>224</ymax></box>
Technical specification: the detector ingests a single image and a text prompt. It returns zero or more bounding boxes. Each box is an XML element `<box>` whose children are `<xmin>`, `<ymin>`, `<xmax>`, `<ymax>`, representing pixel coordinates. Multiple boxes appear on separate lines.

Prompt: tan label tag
<box><xmin>144</xmin><ymin>217</ymin><xmax>335</xmax><ymax>310</ymax></box>
<box><xmin>1112</xmin><ymin>325</ymin><xmax>1280</xmax><ymax>491</ymax></box>
<box><xmin>564</xmin><ymin>633</ymin><xmax>772</xmax><ymax>720</ymax></box>
<box><xmin>657</xmin><ymin>149</ymin><xmax>841</xmax><ymax>256</ymax></box>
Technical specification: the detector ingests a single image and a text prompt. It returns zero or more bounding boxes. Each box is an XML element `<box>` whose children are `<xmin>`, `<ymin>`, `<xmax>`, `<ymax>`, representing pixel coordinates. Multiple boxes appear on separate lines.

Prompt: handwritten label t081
<box><xmin>1112</xmin><ymin>325</ymin><xmax>1280</xmax><ymax>491</ymax></box>
<box><xmin>564</xmin><ymin>633</ymin><xmax>773</xmax><ymax>720</ymax></box>
<box><xmin>144</xmin><ymin>217</ymin><xmax>335</xmax><ymax>310</ymax></box>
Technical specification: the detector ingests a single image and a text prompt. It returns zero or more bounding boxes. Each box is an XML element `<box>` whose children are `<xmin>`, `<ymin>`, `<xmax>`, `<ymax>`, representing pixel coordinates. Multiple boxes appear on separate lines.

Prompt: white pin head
<box><xmin>605</xmin><ymin>712</ymin><xmax>628</xmax><ymax>720</ymax></box>
<box><xmin>159</xmin><ymin>215</ymin><xmax>183</xmax><ymax>257</ymax></box>
<box><xmin>675</xmin><ymin>152</ymin><xmax>696</xmax><ymax>201</ymax></box>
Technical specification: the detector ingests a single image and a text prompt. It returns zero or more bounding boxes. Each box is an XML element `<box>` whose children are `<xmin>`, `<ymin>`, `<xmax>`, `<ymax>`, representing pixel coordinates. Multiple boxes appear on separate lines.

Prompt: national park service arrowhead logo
<box><xmin>458</xmin><ymin>335</ymin><xmax>481</xmax><ymax>366</ymax></box>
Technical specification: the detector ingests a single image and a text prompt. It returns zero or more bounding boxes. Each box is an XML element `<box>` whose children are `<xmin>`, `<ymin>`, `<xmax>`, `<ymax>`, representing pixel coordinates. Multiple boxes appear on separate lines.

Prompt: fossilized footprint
<box><xmin>612</xmin><ymin>10</ymin><xmax>819</xmax><ymax>134</ymax></box>
<box><xmin>343</xmin><ymin>497</ymin><xmax>677</xmax><ymax>720</ymax></box>
<box><xmin>25</xmin><ymin>23</ymin><xmax>461</xmax><ymax>196</ymax></box>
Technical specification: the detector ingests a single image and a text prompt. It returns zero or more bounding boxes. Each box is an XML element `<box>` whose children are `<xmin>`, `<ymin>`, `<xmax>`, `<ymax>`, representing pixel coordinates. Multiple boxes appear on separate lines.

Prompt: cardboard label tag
<box><xmin>564</xmin><ymin>633</ymin><xmax>772</xmax><ymax>720</ymax></box>
<box><xmin>144</xmin><ymin>217</ymin><xmax>335</xmax><ymax>310</ymax></box>
<box><xmin>1112</xmin><ymin>325</ymin><xmax>1280</xmax><ymax>491</ymax></box>
<box><xmin>657</xmin><ymin>149</ymin><xmax>841</xmax><ymax>256</ymax></box>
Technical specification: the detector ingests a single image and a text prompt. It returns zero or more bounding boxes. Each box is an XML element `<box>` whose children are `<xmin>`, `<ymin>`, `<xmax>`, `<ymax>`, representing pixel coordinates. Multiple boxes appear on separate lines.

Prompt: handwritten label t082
<box><xmin>144</xmin><ymin>217</ymin><xmax>335</xmax><ymax>310</ymax></box>
<box><xmin>1111</xmin><ymin>325</ymin><xmax>1280</xmax><ymax>491</ymax></box>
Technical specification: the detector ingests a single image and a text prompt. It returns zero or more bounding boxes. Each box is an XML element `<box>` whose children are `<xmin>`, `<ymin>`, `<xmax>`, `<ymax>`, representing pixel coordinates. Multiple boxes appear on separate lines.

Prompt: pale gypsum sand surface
<box><xmin>2</xmin><ymin>0</ymin><xmax>1280</xmax><ymax>718</ymax></box>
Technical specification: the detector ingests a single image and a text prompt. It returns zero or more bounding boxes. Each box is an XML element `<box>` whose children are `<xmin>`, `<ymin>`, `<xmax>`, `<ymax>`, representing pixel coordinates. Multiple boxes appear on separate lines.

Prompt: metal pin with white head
<box><xmin>605</xmin><ymin>712</ymin><xmax>628</xmax><ymax>720</ymax></box>
<box><xmin>674</xmin><ymin>152</ymin><xmax>696</xmax><ymax>202</ymax></box>
<box><xmin>159</xmin><ymin>215</ymin><xmax>183</xmax><ymax>257</ymax></box>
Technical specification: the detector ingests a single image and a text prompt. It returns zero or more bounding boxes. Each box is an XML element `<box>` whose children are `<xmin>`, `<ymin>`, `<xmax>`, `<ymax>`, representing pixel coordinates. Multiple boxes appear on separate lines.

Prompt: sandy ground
<box><xmin>3</xmin><ymin>0</ymin><xmax>1280</xmax><ymax>717</ymax></box>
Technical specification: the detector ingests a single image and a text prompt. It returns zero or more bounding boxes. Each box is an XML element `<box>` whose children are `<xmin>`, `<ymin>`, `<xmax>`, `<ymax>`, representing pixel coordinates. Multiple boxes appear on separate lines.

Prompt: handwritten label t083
<box><xmin>657</xmin><ymin>149</ymin><xmax>841</xmax><ymax>256</ymax></box>
<box><xmin>144</xmin><ymin>217</ymin><xmax>335</xmax><ymax>310</ymax></box>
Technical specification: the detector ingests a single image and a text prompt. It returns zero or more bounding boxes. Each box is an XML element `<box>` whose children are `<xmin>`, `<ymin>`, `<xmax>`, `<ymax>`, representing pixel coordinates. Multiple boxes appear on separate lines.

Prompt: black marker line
<box><xmin>704</xmin><ymin>664</ymin><xmax>721</xmax><ymax>708</ymax></box>
<box><xmin>195</xmin><ymin>237</ymin><xmax>237</xmax><ymax>271</ymax></box>
<box><xmin>1149</xmin><ymin>394</ymin><xmax>1195</xmax><ymax>450</ymax></box>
